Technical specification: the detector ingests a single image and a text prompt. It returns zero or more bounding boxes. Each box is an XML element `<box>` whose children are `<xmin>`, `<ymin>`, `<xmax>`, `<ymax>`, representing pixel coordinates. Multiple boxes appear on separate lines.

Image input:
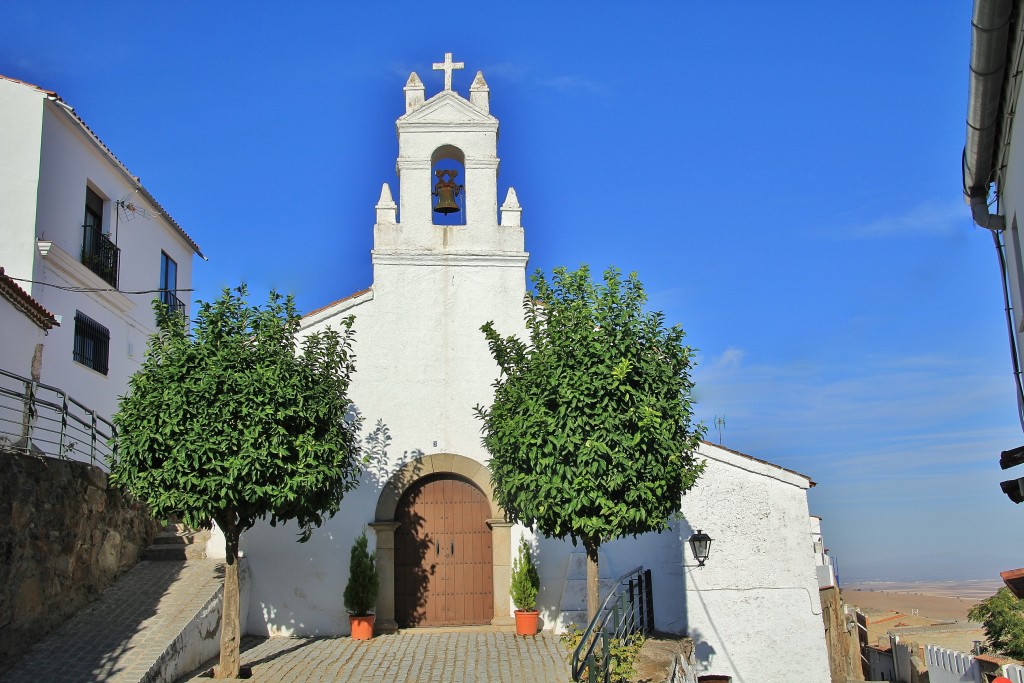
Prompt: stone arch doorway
<box><xmin>370</xmin><ymin>453</ymin><xmax>513</xmax><ymax>632</ymax></box>
<box><xmin>394</xmin><ymin>474</ymin><xmax>493</xmax><ymax>626</ymax></box>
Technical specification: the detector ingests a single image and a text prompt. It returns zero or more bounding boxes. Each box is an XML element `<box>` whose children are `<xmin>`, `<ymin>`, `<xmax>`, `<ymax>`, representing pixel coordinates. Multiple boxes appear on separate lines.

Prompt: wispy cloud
<box><xmin>693</xmin><ymin>348</ymin><xmax>1018</xmax><ymax>477</ymax></box>
<box><xmin>839</xmin><ymin>199</ymin><xmax>967</xmax><ymax>239</ymax></box>
<box><xmin>534</xmin><ymin>75</ymin><xmax>609</xmax><ymax>96</ymax></box>
<box><xmin>693</xmin><ymin>345</ymin><xmax>1023</xmax><ymax>577</ymax></box>
<box><xmin>478</xmin><ymin>61</ymin><xmax>609</xmax><ymax>96</ymax></box>
<box><xmin>382</xmin><ymin>61</ymin><xmax>608</xmax><ymax>98</ymax></box>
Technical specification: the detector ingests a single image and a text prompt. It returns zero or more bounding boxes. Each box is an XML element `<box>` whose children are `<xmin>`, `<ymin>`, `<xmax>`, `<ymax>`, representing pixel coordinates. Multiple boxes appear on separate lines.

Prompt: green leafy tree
<box><xmin>110</xmin><ymin>286</ymin><xmax>363</xmax><ymax>679</ymax></box>
<box><xmin>476</xmin><ymin>265</ymin><xmax>705</xmax><ymax>620</ymax></box>
<box><xmin>969</xmin><ymin>587</ymin><xmax>1024</xmax><ymax>660</ymax></box>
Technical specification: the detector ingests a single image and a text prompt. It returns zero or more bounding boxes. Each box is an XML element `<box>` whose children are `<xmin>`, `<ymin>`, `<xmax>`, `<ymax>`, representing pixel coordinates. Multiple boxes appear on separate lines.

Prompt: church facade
<box><xmin>235</xmin><ymin>55</ymin><xmax>831</xmax><ymax>682</ymax></box>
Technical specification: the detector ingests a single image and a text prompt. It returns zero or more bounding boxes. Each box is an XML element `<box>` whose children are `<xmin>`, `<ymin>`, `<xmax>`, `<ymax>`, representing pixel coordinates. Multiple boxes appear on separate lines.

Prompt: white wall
<box><xmin>0</xmin><ymin>296</ymin><xmax>48</xmax><ymax>380</ymax></box>
<box><xmin>674</xmin><ymin>444</ymin><xmax>831</xmax><ymax>683</ymax></box>
<box><xmin>0</xmin><ymin>79</ymin><xmax>44</xmax><ymax>286</ymax></box>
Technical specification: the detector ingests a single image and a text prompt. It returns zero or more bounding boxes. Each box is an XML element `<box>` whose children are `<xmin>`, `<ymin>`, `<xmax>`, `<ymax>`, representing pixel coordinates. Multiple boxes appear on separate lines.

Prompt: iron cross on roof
<box><xmin>433</xmin><ymin>52</ymin><xmax>464</xmax><ymax>91</ymax></box>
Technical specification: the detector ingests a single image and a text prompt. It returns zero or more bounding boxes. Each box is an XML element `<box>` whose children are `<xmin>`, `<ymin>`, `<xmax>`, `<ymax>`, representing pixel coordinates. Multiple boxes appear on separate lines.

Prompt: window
<box><xmin>81</xmin><ymin>187</ymin><xmax>119</xmax><ymax>287</ymax></box>
<box><xmin>73</xmin><ymin>311</ymin><xmax>110</xmax><ymax>375</ymax></box>
<box><xmin>84</xmin><ymin>187</ymin><xmax>103</xmax><ymax>233</ymax></box>
<box><xmin>158</xmin><ymin>251</ymin><xmax>184</xmax><ymax>314</ymax></box>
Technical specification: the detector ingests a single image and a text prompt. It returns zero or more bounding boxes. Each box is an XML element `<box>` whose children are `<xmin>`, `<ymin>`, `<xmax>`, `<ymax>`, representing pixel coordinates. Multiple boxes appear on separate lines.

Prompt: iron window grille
<box><xmin>73</xmin><ymin>311</ymin><xmax>110</xmax><ymax>375</ymax></box>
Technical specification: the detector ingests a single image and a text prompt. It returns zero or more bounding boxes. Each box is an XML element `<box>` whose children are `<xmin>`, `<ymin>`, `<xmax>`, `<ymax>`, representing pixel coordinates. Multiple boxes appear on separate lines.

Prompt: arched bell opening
<box><xmin>431</xmin><ymin>144</ymin><xmax>466</xmax><ymax>226</ymax></box>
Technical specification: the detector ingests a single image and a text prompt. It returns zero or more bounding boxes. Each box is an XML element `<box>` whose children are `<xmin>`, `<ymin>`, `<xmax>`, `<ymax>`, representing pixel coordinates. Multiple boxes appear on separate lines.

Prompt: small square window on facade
<box><xmin>73</xmin><ymin>311</ymin><xmax>110</xmax><ymax>375</ymax></box>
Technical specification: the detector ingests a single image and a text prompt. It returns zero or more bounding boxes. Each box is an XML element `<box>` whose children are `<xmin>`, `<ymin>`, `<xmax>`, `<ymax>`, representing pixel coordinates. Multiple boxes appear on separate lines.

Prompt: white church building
<box><xmin>235</xmin><ymin>55</ymin><xmax>831</xmax><ymax>682</ymax></box>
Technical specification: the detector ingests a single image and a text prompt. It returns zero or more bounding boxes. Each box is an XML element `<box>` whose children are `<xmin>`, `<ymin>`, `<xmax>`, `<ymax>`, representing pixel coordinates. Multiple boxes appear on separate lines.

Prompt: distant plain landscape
<box><xmin>842</xmin><ymin>579</ymin><xmax>1004</xmax><ymax>622</ymax></box>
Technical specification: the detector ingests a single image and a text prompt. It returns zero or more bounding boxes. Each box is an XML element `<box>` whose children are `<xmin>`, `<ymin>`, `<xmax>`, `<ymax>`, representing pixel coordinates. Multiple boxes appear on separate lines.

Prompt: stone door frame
<box><xmin>369</xmin><ymin>453</ymin><xmax>512</xmax><ymax>632</ymax></box>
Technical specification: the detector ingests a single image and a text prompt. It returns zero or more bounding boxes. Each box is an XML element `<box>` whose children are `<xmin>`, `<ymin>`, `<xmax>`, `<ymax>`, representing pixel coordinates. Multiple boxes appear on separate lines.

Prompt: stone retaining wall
<box><xmin>0</xmin><ymin>449</ymin><xmax>158</xmax><ymax>673</ymax></box>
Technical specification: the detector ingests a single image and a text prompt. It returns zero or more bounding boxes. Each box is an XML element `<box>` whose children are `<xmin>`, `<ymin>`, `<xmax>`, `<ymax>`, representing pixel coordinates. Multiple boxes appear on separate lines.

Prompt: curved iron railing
<box><xmin>0</xmin><ymin>367</ymin><xmax>115</xmax><ymax>469</ymax></box>
<box><xmin>571</xmin><ymin>565</ymin><xmax>654</xmax><ymax>683</ymax></box>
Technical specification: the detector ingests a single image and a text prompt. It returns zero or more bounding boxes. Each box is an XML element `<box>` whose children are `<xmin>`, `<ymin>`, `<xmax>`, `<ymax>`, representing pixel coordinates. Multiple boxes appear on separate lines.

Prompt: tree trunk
<box><xmin>217</xmin><ymin>523</ymin><xmax>241</xmax><ymax>679</ymax></box>
<box><xmin>584</xmin><ymin>537</ymin><xmax>600</xmax><ymax>623</ymax></box>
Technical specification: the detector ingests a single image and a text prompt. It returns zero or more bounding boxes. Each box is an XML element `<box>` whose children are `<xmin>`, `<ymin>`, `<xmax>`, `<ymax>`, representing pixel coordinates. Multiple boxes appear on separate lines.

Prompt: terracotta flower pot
<box><xmin>349</xmin><ymin>614</ymin><xmax>375</xmax><ymax>640</ymax></box>
<box><xmin>514</xmin><ymin>609</ymin><xmax>539</xmax><ymax>636</ymax></box>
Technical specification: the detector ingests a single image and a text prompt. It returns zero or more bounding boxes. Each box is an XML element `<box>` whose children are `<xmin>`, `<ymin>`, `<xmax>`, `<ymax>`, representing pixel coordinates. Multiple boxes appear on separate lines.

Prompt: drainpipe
<box><xmin>964</xmin><ymin>0</ymin><xmax>1014</xmax><ymax>229</ymax></box>
<box><xmin>971</xmin><ymin>192</ymin><xmax>1007</xmax><ymax>229</ymax></box>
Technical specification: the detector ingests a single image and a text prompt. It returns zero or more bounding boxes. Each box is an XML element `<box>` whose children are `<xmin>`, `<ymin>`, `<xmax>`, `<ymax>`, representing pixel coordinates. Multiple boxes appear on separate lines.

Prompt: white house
<box><xmin>234</xmin><ymin>55</ymin><xmax>831</xmax><ymax>682</ymax></box>
<box><xmin>0</xmin><ymin>75</ymin><xmax>203</xmax><ymax>439</ymax></box>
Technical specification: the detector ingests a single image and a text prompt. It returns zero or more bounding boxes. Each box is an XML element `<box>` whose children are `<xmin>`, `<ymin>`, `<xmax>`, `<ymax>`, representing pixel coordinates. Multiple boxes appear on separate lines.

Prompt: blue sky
<box><xmin>4</xmin><ymin>2</ymin><xmax>1020</xmax><ymax>581</ymax></box>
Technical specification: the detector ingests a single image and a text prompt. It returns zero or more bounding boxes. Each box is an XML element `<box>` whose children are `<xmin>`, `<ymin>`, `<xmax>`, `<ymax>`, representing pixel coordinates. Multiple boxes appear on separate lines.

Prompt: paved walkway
<box><xmin>2</xmin><ymin>556</ymin><xmax>571</xmax><ymax>683</ymax></box>
<box><xmin>1</xmin><ymin>560</ymin><xmax>224</xmax><ymax>683</ymax></box>
<box><xmin>178</xmin><ymin>630</ymin><xmax>571</xmax><ymax>683</ymax></box>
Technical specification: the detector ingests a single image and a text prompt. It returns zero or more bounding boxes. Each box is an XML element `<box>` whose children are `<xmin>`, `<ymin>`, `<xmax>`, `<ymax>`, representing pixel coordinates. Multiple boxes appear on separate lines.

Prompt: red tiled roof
<box><xmin>1001</xmin><ymin>567</ymin><xmax>1024</xmax><ymax>599</ymax></box>
<box><xmin>0</xmin><ymin>74</ymin><xmax>204</xmax><ymax>259</ymax></box>
<box><xmin>304</xmin><ymin>288</ymin><xmax>371</xmax><ymax>318</ymax></box>
<box><xmin>0</xmin><ymin>267</ymin><xmax>58</xmax><ymax>330</ymax></box>
<box><xmin>976</xmin><ymin>652</ymin><xmax>1018</xmax><ymax>666</ymax></box>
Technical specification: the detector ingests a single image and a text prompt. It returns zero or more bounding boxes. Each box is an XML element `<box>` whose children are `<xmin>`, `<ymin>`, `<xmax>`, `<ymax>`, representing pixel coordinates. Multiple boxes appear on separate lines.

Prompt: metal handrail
<box><xmin>0</xmin><ymin>367</ymin><xmax>115</xmax><ymax>469</ymax></box>
<box><xmin>571</xmin><ymin>565</ymin><xmax>654</xmax><ymax>683</ymax></box>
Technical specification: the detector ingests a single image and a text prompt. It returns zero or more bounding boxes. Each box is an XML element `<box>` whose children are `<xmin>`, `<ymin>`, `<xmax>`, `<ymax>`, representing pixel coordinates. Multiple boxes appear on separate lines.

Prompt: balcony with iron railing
<box><xmin>81</xmin><ymin>224</ymin><xmax>119</xmax><ymax>288</ymax></box>
<box><xmin>158</xmin><ymin>289</ymin><xmax>186</xmax><ymax>316</ymax></box>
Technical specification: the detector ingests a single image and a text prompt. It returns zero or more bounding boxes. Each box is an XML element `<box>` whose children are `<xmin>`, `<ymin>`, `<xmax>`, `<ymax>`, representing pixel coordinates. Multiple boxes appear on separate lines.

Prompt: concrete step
<box><xmin>144</xmin><ymin>528</ymin><xmax>210</xmax><ymax>561</ymax></box>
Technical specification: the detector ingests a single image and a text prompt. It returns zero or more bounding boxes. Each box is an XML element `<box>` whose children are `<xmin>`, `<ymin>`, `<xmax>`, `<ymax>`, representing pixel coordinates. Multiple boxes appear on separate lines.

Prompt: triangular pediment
<box><xmin>398</xmin><ymin>90</ymin><xmax>496</xmax><ymax>126</ymax></box>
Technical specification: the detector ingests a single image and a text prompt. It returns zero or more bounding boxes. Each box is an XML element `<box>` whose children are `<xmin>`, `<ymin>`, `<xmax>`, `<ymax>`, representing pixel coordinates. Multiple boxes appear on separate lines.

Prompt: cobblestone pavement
<box><xmin>1</xmin><ymin>560</ymin><xmax>224</xmax><ymax>683</ymax></box>
<box><xmin>179</xmin><ymin>630</ymin><xmax>571</xmax><ymax>683</ymax></box>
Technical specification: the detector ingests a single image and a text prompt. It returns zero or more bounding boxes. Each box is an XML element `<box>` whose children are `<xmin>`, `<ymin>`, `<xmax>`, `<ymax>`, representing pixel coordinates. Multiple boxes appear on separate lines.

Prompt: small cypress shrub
<box><xmin>343</xmin><ymin>530</ymin><xmax>379</xmax><ymax>616</ymax></box>
<box><xmin>510</xmin><ymin>538</ymin><xmax>540</xmax><ymax>611</ymax></box>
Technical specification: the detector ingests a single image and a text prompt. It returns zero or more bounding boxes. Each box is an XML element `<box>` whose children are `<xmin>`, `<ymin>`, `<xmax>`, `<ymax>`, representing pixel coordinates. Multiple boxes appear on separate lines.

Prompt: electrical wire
<box><xmin>5</xmin><ymin>275</ymin><xmax>193</xmax><ymax>296</ymax></box>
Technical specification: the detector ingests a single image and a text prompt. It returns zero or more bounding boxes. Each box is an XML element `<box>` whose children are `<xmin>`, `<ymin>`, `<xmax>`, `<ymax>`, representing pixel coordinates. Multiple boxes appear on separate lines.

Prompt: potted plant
<box><xmin>344</xmin><ymin>530</ymin><xmax>379</xmax><ymax>640</ymax></box>
<box><xmin>510</xmin><ymin>538</ymin><xmax>540</xmax><ymax>636</ymax></box>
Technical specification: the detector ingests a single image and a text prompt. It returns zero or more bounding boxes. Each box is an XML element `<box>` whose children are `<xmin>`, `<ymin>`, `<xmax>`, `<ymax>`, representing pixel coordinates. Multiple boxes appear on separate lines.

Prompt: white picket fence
<box><xmin>925</xmin><ymin>644</ymin><xmax>1024</xmax><ymax>683</ymax></box>
<box><xmin>925</xmin><ymin>645</ymin><xmax>979</xmax><ymax>683</ymax></box>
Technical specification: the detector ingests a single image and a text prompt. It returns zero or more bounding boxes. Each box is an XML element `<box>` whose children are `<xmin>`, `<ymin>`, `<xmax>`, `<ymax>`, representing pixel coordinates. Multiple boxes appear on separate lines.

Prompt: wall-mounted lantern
<box><xmin>689</xmin><ymin>530</ymin><xmax>713</xmax><ymax>567</ymax></box>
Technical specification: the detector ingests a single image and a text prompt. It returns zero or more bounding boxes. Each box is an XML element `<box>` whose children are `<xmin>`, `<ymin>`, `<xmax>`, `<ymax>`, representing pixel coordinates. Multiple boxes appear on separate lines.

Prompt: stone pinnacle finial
<box><xmin>376</xmin><ymin>183</ymin><xmax>397</xmax><ymax>224</ymax></box>
<box><xmin>470</xmin><ymin>71</ymin><xmax>490</xmax><ymax>113</ymax></box>
<box><xmin>500</xmin><ymin>187</ymin><xmax>522</xmax><ymax>227</ymax></box>
<box><xmin>405</xmin><ymin>72</ymin><xmax>425</xmax><ymax>113</ymax></box>
<box><xmin>432</xmin><ymin>52</ymin><xmax>464</xmax><ymax>92</ymax></box>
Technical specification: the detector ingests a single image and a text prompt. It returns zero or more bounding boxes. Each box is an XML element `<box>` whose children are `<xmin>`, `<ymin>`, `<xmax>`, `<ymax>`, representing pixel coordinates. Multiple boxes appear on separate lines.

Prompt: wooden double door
<box><xmin>394</xmin><ymin>474</ymin><xmax>494</xmax><ymax>627</ymax></box>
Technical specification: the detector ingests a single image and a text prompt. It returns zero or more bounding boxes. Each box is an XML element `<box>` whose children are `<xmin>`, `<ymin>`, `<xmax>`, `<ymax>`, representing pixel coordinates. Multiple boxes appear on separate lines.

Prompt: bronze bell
<box><xmin>433</xmin><ymin>169</ymin><xmax>463</xmax><ymax>214</ymax></box>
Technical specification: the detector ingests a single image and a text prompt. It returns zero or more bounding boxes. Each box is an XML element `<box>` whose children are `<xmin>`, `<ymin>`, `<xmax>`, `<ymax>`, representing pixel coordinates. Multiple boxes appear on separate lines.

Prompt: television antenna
<box><xmin>116</xmin><ymin>193</ymin><xmax>159</xmax><ymax>222</ymax></box>
<box><xmin>714</xmin><ymin>415</ymin><xmax>726</xmax><ymax>445</ymax></box>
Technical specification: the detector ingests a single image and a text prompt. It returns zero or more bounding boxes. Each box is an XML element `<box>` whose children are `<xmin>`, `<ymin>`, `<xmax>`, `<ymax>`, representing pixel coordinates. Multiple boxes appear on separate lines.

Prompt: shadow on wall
<box><xmin>393</xmin><ymin>490</ymin><xmax>432</xmax><ymax>626</ymax></box>
<box><xmin>676</xmin><ymin>517</ymin><xmax>742</xmax><ymax>679</ymax></box>
<box><xmin>528</xmin><ymin>516</ymin><xmax>687</xmax><ymax>633</ymax></box>
<box><xmin>242</xmin><ymin>412</ymin><xmax>428</xmax><ymax>636</ymax></box>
